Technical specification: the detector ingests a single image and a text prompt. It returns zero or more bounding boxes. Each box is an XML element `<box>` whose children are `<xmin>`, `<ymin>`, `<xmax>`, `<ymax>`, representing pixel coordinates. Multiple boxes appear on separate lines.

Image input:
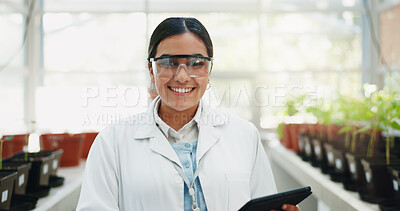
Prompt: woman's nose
<box><xmin>174</xmin><ymin>64</ymin><xmax>191</xmax><ymax>82</ymax></box>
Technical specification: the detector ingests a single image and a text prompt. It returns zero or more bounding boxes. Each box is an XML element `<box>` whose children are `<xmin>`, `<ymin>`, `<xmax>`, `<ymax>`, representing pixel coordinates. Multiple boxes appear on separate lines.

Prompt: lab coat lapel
<box><xmin>149</xmin><ymin>128</ymin><xmax>182</xmax><ymax>169</ymax></box>
<box><xmin>196</xmin><ymin>124</ymin><xmax>221</xmax><ymax>165</ymax></box>
<box><xmin>196</xmin><ymin>105</ymin><xmax>225</xmax><ymax>165</ymax></box>
<box><xmin>133</xmin><ymin>96</ymin><xmax>182</xmax><ymax>168</ymax></box>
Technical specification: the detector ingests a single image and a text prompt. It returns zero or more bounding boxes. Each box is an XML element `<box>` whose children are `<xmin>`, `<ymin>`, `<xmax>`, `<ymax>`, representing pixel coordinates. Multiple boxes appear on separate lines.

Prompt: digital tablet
<box><xmin>238</xmin><ymin>186</ymin><xmax>312</xmax><ymax>211</ymax></box>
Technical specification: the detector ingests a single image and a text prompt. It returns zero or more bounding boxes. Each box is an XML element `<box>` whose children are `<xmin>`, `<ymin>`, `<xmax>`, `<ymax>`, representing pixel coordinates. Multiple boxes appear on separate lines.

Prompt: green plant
<box><xmin>276</xmin><ymin>94</ymin><xmax>307</xmax><ymax>138</ymax></box>
<box><xmin>0</xmin><ymin>135</ymin><xmax>14</xmax><ymax>170</ymax></box>
<box><xmin>276</xmin><ymin>123</ymin><xmax>284</xmax><ymax>140</ymax></box>
<box><xmin>305</xmin><ymin>98</ymin><xmax>339</xmax><ymax>141</ymax></box>
<box><xmin>374</xmin><ymin>89</ymin><xmax>400</xmax><ymax>165</ymax></box>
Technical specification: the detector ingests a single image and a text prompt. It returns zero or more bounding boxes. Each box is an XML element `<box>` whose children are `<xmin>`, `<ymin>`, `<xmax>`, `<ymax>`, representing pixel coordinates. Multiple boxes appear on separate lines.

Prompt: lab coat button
<box><xmin>174</xmin><ymin>176</ymin><xmax>183</xmax><ymax>184</ymax></box>
<box><xmin>185</xmin><ymin>143</ymin><xmax>191</xmax><ymax>148</ymax></box>
<box><xmin>185</xmin><ymin>163</ymin><xmax>190</xmax><ymax>168</ymax></box>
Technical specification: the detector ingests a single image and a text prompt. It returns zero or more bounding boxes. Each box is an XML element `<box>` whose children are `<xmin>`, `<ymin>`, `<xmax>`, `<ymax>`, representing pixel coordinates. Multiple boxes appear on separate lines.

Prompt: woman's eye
<box><xmin>189</xmin><ymin>59</ymin><xmax>205</xmax><ymax>67</ymax></box>
<box><xmin>159</xmin><ymin>59</ymin><xmax>177</xmax><ymax>67</ymax></box>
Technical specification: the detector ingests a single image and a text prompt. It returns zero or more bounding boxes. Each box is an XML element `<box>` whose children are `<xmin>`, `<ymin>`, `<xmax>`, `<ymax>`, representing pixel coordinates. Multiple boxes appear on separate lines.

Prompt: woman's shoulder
<box><xmin>202</xmin><ymin>106</ymin><xmax>257</xmax><ymax>132</ymax></box>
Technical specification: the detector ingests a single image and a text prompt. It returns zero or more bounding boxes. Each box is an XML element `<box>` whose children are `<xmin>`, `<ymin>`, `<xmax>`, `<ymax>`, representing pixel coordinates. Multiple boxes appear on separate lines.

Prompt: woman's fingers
<box><xmin>280</xmin><ymin>204</ymin><xmax>300</xmax><ymax>211</ymax></box>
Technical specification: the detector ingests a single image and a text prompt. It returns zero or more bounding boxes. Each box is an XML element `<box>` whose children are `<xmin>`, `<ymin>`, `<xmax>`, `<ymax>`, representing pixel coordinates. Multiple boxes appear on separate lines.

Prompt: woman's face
<box><xmin>149</xmin><ymin>32</ymin><xmax>211</xmax><ymax>112</ymax></box>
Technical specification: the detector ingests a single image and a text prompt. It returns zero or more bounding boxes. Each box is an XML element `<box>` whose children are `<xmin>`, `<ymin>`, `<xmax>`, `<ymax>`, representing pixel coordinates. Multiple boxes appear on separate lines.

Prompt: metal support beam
<box><xmin>24</xmin><ymin>0</ymin><xmax>41</xmax><ymax>130</ymax></box>
<box><xmin>361</xmin><ymin>0</ymin><xmax>382</xmax><ymax>89</ymax></box>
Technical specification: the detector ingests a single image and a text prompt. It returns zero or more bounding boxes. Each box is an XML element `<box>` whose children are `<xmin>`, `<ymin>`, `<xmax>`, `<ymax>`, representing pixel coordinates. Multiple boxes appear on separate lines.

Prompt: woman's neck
<box><xmin>158</xmin><ymin>101</ymin><xmax>199</xmax><ymax>131</ymax></box>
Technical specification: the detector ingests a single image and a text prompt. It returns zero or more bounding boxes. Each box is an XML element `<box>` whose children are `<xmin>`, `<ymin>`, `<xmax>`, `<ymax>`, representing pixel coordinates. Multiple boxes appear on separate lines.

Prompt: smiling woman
<box><xmin>150</xmin><ymin>33</ymin><xmax>211</xmax><ymax>130</ymax></box>
<box><xmin>76</xmin><ymin>17</ymin><xmax>300</xmax><ymax>211</ymax></box>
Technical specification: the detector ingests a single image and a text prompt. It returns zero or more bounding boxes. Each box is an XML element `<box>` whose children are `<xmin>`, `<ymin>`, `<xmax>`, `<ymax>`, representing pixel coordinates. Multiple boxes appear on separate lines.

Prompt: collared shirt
<box><xmin>171</xmin><ymin>141</ymin><xmax>207</xmax><ymax>211</ymax></box>
<box><xmin>153</xmin><ymin>97</ymin><xmax>201</xmax><ymax>143</ymax></box>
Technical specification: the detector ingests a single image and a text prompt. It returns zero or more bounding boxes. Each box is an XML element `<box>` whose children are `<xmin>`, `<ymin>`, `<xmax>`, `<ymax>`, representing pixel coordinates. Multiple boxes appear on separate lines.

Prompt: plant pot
<box><xmin>81</xmin><ymin>132</ymin><xmax>98</xmax><ymax>159</ymax></box>
<box><xmin>41</xmin><ymin>133</ymin><xmax>85</xmax><ymax>167</ymax></box>
<box><xmin>44</xmin><ymin>149</ymin><xmax>63</xmax><ymax>176</ymax></box>
<box><xmin>359</xmin><ymin>157</ymin><xmax>400</xmax><ymax>204</ymax></box>
<box><xmin>378</xmin><ymin>166</ymin><xmax>400</xmax><ymax>210</ymax></box>
<box><xmin>288</xmin><ymin>124</ymin><xmax>301</xmax><ymax>153</ymax></box>
<box><xmin>40</xmin><ymin>149</ymin><xmax>65</xmax><ymax>188</ymax></box>
<box><xmin>0</xmin><ymin>170</ymin><xmax>18</xmax><ymax>210</ymax></box>
<box><xmin>297</xmin><ymin>132</ymin><xmax>307</xmax><ymax>161</ymax></box>
<box><xmin>1</xmin><ymin>161</ymin><xmax>31</xmax><ymax>195</ymax></box>
<box><xmin>282</xmin><ymin>124</ymin><xmax>292</xmax><ymax>150</ymax></box>
<box><xmin>9</xmin><ymin>194</ymin><xmax>39</xmax><ymax>211</ymax></box>
<box><xmin>312</xmin><ymin>138</ymin><xmax>331</xmax><ymax>174</ymax></box>
<box><xmin>2</xmin><ymin>134</ymin><xmax>27</xmax><ymax>159</ymax></box>
<box><xmin>344</xmin><ymin>152</ymin><xmax>368</xmax><ymax>192</ymax></box>
<box><xmin>10</xmin><ymin>151</ymin><xmax>54</xmax><ymax>198</ymax></box>
<box><xmin>323</xmin><ymin>142</ymin><xmax>351</xmax><ymax>183</ymax></box>
<box><xmin>303</xmin><ymin>134</ymin><xmax>317</xmax><ymax>165</ymax></box>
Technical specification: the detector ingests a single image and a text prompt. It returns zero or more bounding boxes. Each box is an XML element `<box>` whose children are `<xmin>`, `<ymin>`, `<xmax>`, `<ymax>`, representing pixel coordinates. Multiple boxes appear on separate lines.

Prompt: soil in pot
<box><xmin>0</xmin><ymin>171</ymin><xmax>18</xmax><ymax>210</ymax></box>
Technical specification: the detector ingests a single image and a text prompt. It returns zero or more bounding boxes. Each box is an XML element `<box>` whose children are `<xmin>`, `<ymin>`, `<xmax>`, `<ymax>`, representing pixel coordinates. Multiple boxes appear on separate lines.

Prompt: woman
<box><xmin>77</xmin><ymin>17</ymin><xmax>300</xmax><ymax>211</ymax></box>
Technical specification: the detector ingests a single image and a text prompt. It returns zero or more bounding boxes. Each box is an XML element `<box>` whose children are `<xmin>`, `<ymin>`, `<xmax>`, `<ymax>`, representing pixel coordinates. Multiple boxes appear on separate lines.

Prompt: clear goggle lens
<box><xmin>150</xmin><ymin>55</ymin><xmax>212</xmax><ymax>78</ymax></box>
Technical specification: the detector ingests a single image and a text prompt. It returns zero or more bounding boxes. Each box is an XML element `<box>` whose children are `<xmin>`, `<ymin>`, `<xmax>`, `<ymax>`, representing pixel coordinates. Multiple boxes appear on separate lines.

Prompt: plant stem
<box><xmin>368</xmin><ymin>127</ymin><xmax>377</xmax><ymax>158</ymax></box>
<box><xmin>386</xmin><ymin>134</ymin><xmax>390</xmax><ymax>165</ymax></box>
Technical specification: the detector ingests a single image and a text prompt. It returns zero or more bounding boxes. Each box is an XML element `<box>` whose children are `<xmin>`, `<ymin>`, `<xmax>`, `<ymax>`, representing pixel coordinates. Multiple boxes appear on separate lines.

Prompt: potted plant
<box><xmin>277</xmin><ymin>94</ymin><xmax>307</xmax><ymax>156</ymax></box>
<box><xmin>306</xmin><ymin>99</ymin><xmax>341</xmax><ymax>173</ymax></box>
<box><xmin>359</xmin><ymin>89</ymin><xmax>400</xmax><ymax>205</ymax></box>
<box><xmin>324</xmin><ymin>95</ymin><xmax>366</xmax><ymax>185</ymax></box>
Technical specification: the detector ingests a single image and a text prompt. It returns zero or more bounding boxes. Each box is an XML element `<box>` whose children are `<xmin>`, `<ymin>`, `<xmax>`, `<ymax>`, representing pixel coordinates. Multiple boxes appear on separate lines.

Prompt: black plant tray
<box><xmin>49</xmin><ymin>175</ymin><xmax>64</xmax><ymax>187</ymax></box>
<box><xmin>9</xmin><ymin>194</ymin><xmax>39</xmax><ymax>211</ymax></box>
<box><xmin>26</xmin><ymin>185</ymin><xmax>51</xmax><ymax>198</ymax></box>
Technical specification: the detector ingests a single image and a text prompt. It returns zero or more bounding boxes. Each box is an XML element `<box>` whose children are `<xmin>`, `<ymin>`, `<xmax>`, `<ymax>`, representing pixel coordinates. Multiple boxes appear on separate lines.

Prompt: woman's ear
<box><xmin>148</xmin><ymin>62</ymin><xmax>155</xmax><ymax>80</ymax></box>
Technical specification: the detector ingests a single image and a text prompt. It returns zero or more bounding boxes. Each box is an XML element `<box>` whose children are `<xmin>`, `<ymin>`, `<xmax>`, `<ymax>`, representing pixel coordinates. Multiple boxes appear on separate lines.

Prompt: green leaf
<box><xmin>4</xmin><ymin>135</ymin><xmax>14</xmax><ymax>141</ymax></box>
<box><xmin>391</xmin><ymin>121</ymin><xmax>400</xmax><ymax>130</ymax></box>
<box><xmin>339</xmin><ymin>126</ymin><xmax>352</xmax><ymax>134</ymax></box>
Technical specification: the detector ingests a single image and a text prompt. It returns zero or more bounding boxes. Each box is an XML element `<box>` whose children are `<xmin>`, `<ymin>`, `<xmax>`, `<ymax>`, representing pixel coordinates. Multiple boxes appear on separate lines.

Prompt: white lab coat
<box><xmin>77</xmin><ymin>97</ymin><xmax>277</xmax><ymax>211</ymax></box>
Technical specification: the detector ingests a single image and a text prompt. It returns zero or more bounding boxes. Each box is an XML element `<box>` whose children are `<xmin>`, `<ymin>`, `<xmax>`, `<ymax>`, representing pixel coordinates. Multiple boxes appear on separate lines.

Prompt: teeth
<box><xmin>170</xmin><ymin>87</ymin><xmax>193</xmax><ymax>93</ymax></box>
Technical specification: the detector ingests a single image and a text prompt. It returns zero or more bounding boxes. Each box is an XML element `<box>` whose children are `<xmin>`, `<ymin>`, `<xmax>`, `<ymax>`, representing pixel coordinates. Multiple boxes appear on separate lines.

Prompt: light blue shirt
<box><xmin>153</xmin><ymin>98</ymin><xmax>207</xmax><ymax>210</ymax></box>
<box><xmin>171</xmin><ymin>141</ymin><xmax>208</xmax><ymax>211</ymax></box>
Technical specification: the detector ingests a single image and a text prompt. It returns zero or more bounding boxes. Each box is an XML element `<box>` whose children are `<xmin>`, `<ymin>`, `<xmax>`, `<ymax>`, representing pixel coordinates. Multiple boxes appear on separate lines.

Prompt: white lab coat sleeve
<box><xmin>76</xmin><ymin>126</ymin><xmax>119</xmax><ymax>211</ymax></box>
<box><xmin>249</xmin><ymin>124</ymin><xmax>278</xmax><ymax>198</ymax></box>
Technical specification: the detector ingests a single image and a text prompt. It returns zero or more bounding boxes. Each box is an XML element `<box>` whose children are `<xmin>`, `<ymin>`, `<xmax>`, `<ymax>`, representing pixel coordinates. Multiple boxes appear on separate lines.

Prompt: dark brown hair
<box><xmin>147</xmin><ymin>17</ymin><xmax>213</xmax><ymax>59</ymax></box>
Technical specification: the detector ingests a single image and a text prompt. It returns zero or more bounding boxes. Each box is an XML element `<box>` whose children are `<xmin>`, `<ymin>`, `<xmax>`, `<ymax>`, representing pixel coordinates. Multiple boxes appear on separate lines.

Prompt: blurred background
<box><xmin>2</xmin><ymin>0</ymin><xmax>398</xmax><ymax>135</ymax></box>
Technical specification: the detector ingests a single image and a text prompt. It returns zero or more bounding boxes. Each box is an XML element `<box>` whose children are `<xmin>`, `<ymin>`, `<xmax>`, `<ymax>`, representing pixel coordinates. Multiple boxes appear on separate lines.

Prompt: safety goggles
<box><xmin>148</xmin><ymin>55</ymin><xmax>213</xmax><ymax>78</ymax></box>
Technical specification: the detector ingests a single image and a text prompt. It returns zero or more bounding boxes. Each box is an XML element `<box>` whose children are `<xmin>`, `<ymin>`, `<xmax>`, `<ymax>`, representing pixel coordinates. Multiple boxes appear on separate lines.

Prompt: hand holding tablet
<box><xmin>239</xmin><ymin>186</ymin><xmax>312</xmax><ymax>211</ymax></box>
